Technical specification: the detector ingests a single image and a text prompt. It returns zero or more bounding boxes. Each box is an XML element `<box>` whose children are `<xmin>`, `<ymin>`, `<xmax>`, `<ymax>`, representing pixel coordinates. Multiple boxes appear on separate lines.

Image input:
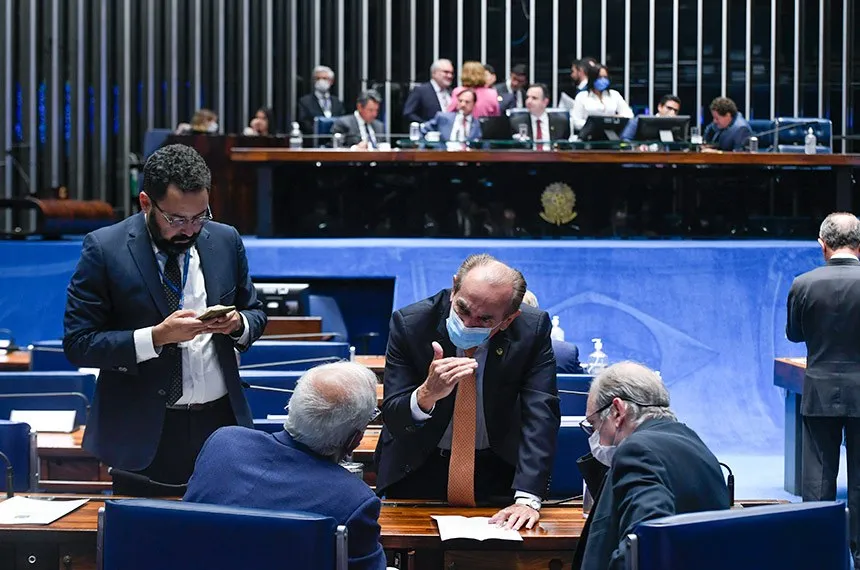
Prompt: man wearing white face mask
<box><xmin>574</xmin><ymin>362</ymin><xmax>728</xmax><ymax>570</ymax></box>
<box><xmin>375</xmin><ymin>254</ymin><xmax>560</xmax><ymax>532</ymax></box>
<box><xmin>298</xmin><ymin>65</ymin><xmax>346</xmax><ymax>134</ymax></box>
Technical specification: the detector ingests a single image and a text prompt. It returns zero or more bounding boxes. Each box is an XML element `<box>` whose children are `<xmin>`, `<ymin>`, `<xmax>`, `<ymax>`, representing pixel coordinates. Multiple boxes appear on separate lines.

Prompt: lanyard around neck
<box><xmin>157</xmin><ymin>251</ymin><xmax>191</xmax><ymax>309</ymax></box>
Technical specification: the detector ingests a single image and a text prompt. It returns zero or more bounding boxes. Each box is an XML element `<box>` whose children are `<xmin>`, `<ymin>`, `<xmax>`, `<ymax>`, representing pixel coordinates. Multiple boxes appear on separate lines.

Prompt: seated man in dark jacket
<box><xmin>703</xmin><ymin>96</ymin><xmax>752</xmax><ymax>152</ymax></box>
<box><xmin>574</xmin><ymin>362</ymin><xmax>729</xmax><ymax>570</ymax></box>
<box><xmin>184</xmin><ymin>362</ymin><xmax>386</xmax><ymax>570</ymax></box>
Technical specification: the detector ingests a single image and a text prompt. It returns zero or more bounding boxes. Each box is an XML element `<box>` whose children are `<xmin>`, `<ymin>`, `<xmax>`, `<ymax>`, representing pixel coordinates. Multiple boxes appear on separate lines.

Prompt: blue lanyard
<box><xmin>157</xmin><ymin>251</ymin><xmax>191</xmax><ymax>309</ymax></box>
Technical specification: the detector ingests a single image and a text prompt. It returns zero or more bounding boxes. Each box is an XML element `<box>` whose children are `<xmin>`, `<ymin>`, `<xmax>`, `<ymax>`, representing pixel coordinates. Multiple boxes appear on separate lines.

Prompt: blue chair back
<box><xmin>240</xmin><ymin>340</ymin><xmax>350</xmax><ymax>371</ymax></box>
<box><xmin>557</xmin><ymin>373</ymin><xmax>591</xmax><ymax>416</ymax></box>
<box><xmin>628</xmin><ymin>501</ymin><xmax>849</xmax><ymax>570</ymax></box>
<box><xmin>314</xmin><ymin>116</ymin><xmax>337</xmax><ymax>142</ymax></box>
<box><xmin>240</xmin><ymin>370</ymin><xmax>303</xmax><ymax>418</ymax></box>
<box><xmin>0</xmin><ymin>371</ymin><xmax>95</xmax><ymax>426</ymax></box>
<box><xmin>307</xmin><ymin>295</ymin><xmax>350</xmax><ymax>343</ymax></box>
<box><xmin>774</xmin><ymin>117</ymin><xmax>833</xmax><ymax>153</ymax></box>
<box><xmin>29</xmin><ymin>340</ymin><xmax>76</xmax><ymax>371</ymax></box>
<box><xmin>98</xmin><ymin>499</ymin><xmax>346</xmax><ymax>570</ymax></box>
<box><xmin>142</xmin><ymin>129</ymin><xmax>173</xmax><ymax>159</ymax></box>
<box><xmin>747</xmin><ymin>118</ymin><xmax>775</xmax><ymax>149</ymax></box>
<box><xmin>0</xmin><ymin>420</ymin><xmax>36</xmax><ymax>492</ymax></box>
<box><xmin>548</xmin><ymin>419</ymin><xmax>590</xmax><ymax>499</ymax></box>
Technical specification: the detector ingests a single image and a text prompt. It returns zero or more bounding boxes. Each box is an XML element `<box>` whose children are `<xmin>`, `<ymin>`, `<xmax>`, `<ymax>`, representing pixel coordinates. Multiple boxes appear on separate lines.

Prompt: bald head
<box><xmin>453</xmin><ymin>254</ymin><xmax>527</xmax><ymax>315</ymax></box>
<box><xmin>819</xmin><ymin>213</ymin><xmax>860</xmax><ymax>256</ymax></box>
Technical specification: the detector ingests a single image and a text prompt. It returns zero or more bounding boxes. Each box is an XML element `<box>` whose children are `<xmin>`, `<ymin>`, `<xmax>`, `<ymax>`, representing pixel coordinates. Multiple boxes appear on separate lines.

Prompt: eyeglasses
<box><xmin>152</xmin><ymin>200</ymin><xmax>213</xmax><ymax>228</ymax></box>
<box><xmin>579</xmin><ymin>401</ymin><xmax>614</xmax><ymax>436</ymax></box>
<box><xmin>664</xmin><ymin>106</ymin><xmax>681</xmax><ymax>115</ymax></box>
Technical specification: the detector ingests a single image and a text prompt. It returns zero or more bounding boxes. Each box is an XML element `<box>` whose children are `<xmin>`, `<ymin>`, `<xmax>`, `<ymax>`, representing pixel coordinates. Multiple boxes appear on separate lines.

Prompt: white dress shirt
<box><xmin>507</xmin><ymin>80</ymin><xmax>524</xmax><ymax>108</ymax></box>
<box><xmin>133</xmin><ymin>242</ymin><xmax>250</xmax><ymax>405</ymax></box>
<box><xmin>353</xmin><ymin>111</ymin><xmax>378</xmax><ymax>148</ymax></box>
<box><xmin>530</xmin><ymin>112</ymin><xmax>551</xmax><ymax>150</ymax></box>
<box><xmin>315</xmin><ymin>91</ymin><xmax>333</xmax><ymax>118</ymax></box>
<box><xmin>408</xmin><ymin>341</ymin><xmax>542</xmax><ymax>507</ymax></box>
<box><xmin>449</xmin><ymin>112</ymin><xmax>473</xmax><ymax>142</ymax></box>
<box><xmin>430</xmin><ymin>79</ymin><xmax>451</xmax><ymax>112</ymax></box>
<box><xmin>571</xmin><ymin>89</ymin><xmax>634</xmax><ymax>130</ymax></box>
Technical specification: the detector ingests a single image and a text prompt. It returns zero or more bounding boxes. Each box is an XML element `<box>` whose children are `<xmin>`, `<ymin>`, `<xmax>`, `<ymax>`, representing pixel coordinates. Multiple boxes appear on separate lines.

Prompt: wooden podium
<box><xmin>773</xmin><ymin>357</ymin><xmax>806</xmax><ymax>495</ymax></box>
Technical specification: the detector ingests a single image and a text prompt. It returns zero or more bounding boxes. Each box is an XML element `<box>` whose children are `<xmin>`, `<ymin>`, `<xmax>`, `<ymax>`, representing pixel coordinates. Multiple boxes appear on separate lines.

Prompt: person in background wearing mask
<box><xmin>184</xmin><ymin>362</ymin><xmax>387</xmax><ymax>570</ymax></box>
<box><xmin>174</xmin><ymin>108</ymin><xmax>218</xmax><ymax>134</ymax></box>
<box><xmin>573</xmin><ymin>362</ymin><xmax>728</xmax><ymax>570</ymax></box>
<box><xmin>620</xmin><ymin>94</ymin><xmax>681</xmax><ymax>142</ymax></box>
<box><xmin>571</xmin><ymin>64</ymin><xmax>633</xmax><ymax>131</ymax></box>
<box><xmin>242</xmin><ymin>107</ymin><xmax>277</xmax><ymax>136</ymax></box>
<box><xmin>298</xmin><ymin>65</ymin><xmax>346</xmax><ymax>135</ymax></box>
<box><xmin>63</xmin><ymin>144</ymin><xmax>267</xmax><ymax>496</ymax></box>
<box><xmin>376</xmin><ymin>254</ymin><xmax>560</xmax><ymax>532</ymax></box>
<box><xmin>559</xmin><ymin>57</ymin><xmax>598</xmax><ymax>112</ymax></box>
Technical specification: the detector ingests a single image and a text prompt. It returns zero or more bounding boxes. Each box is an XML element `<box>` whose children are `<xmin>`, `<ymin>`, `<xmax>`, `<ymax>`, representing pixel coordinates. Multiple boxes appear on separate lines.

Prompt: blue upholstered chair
<box><xmin>0</xmin><ymin>371</ymin><xmax>96</xmax><ymax>427</ymax></box>
<box><xmin>0</xmin><ymin>420</ymin><xmax>38</xmax><ymax>493</ymax></box>
<box><xmin>240</xmin><ymin>340</ymin><xmax>350</xmax><ymax>371</ymax></box>
<box><xmin>29</xmin><ymin>339</ymin><xmax>76</xmax><ymax>371</ymax></box>
<box><xmin>142</xmin><ymin>129</ymin><xmax>173</xmax><ymax>160</ymax></box>
<box><xmin>547</xmin><ymin>418</ymin><xmax>590</xmax><ymax>499</ymax></box>
<box><xmin>747</xmin><ymin>118</ymin><xmax>776</xmax><ymax>150</ymax></box>
<box><xmin>557</xmin><ymin>373</ymin><xmax>591</xmax><ymax>416</ymax></box>
<box><xmin>97</xmin><ymin>499</ymin><xmax>347</xmax><ymax>570</ymax></box>
<box><xmin>239</xmin><ymin>370</ymin><xmax>303</xmax><ymax>418</ymax></box>
<box><xmin>314</xmin><ymin>116</ymin><xmax>337</xmax><ymax>148</ymax></box>
<box><xmin>774</xmin><ymin>117</ymin><xmax>833</xmax><ymax>153</ymax></box>
<box><xmin>307</xmin><ymin>295</ymin><xmax>350</xmax><ymax>342</ymax></box>
<box><xmin>626</xmin><ymin>501</ymin><xmax>850</xmax><ymax>570</ymax></box>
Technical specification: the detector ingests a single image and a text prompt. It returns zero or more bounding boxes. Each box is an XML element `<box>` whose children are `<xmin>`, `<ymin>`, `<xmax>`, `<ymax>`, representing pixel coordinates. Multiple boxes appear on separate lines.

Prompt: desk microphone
<box><xmin>747</xmin><ymin>119</ymin><xmax>819</xmax><ymax>145</ymax></box>
<box><xmin>241</xmin><ymin>382</ymin><xmax>294</xmax><ymax>394</ymax></box>
<box><xmin>0</xmin><ymin>451</ymin><xmax>14</xmax><ymax>498</ymax></box>
<box><xmin>239</xmin><ymin>356</ymin><xmax>342</xmax><ymax>370</ymax></box>
<box><xmin>107</xmin><ymin>468</ymin><xmax>187</xmax><ymax>493</ymax></box>
<box><xmin>718</xmin><ymin>462</ymin><xmax>735</xmax><ymax>508</ymax></box>
<box><xmin>558</xmin><ymin>389</ymin><xmax>590</xmax><ymax>396</ymax></box>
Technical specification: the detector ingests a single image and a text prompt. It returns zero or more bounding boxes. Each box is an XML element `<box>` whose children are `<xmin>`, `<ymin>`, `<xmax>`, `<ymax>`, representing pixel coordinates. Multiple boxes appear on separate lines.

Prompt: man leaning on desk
<box><xmin>374</xmin><ymin>253</ymin><xmax>561</xmax><ymax>531</ymax></box>
<box><xmin>62</xmin><ymin>144</ymin><xmax>267</xmax><ymax>496</ymax></box>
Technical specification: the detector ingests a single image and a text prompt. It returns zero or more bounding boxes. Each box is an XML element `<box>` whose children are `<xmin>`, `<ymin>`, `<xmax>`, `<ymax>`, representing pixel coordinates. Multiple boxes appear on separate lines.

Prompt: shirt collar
<box><xmin>531</xmin><ymin>112</ymin><xmax>549</xmax><ymax>123</ymax></box>
<box><xmin>577</xmin><ymin>79</ymin><xmax>588</xmax><ymax>90</ymax></box>
<box><xmin>831</xmin><ymin>252</ymin><xmax>859</xmax><ymax>260</ymax></box>
<box><xmin>430</xmin><ymin>79</ymin><xmax>444</xmax><ymax>94</ymax></box>
<box><xmin>353</xmin><ymin>111</ymin><xmax>367</xmax><ymax>128</ymax></box>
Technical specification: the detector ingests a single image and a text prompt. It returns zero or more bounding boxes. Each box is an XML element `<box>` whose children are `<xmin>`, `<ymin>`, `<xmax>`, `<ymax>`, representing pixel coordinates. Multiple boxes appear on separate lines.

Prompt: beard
<box><xmin>147</xmin><ymin>212</ymin><xmax>201</xmax><ymax>255</ymax></box>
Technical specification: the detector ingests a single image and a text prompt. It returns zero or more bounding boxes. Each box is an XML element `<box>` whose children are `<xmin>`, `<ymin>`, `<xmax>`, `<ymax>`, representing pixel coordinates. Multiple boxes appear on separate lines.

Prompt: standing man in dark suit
<box><xmin>508</xmin><ymin>84</ymin><xmax>571</xmax><ymax>146</ymax></box>
<box><xmin>403</xmin><ymin>58</ymin><xmax>454</xmax><ymax>124</ymax></box>
<box><xmin>494</xmin><ymin>63</ymin><xmax>528</xmax><ymax>113</ymax></box>
<box><xmin>375</xmin><ymin>254</ymin><xmax>560</xmax><ymax>531</ymax></box>
<box><xmin>297</xmin><ymin>65</ymin><xmax>346</xmax><ymax>134</ymax></box>
<box><xmin>63</xmin><ymin>144</ymin><xmax>267</xmax><ymax>496</ymax></box>
<box><xmin>787</xmin><ymin>212</ymin><xmax>860</xmax><ymax>568</ymax></box>
<box><xmin>575</xmin><ymin>362</ymin><xmax>728</xmax><ymax>570</ymax></box>
<box><xmin>185</xmin><ymin>362</ymin><xmax>386</xmax><ymax>570</ymax></box>
<box><xmin>331</xmin><ymin>90</ymin><xmax>385</xmax><ymax>149</ymax></box>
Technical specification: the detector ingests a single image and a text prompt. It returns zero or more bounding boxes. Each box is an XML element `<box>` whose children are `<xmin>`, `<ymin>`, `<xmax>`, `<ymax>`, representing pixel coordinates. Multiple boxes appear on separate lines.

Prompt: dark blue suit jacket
<box><xmin>579</xmin><ymin>418</ymin><xmax>729</xmax><ymax>570</ymax></box>
<box><xmin>423</xmin><ymin>111</ymin><xmax>482</xmax><ymax>142</ymax></box>
<box><xmin>552</xmin><ymin>340</ymin><xmax>583</xmax><ymax>374</ymax></box>
<box><xmin>185</xmin><ymin>427</ymin><xmax>386</xmax><ymax>570</ymax></box>
<box><xmin>376</xmin><ymin>289</ymin><xmax>560</xmax><ymax>498</ymax></box>
<box><xmin>703</xmin><ymin>113</ymin><xmax>752</xmax><ymax>151</ymax></box>
<box><xmin>403</xmin><ymin>82</ymin><xmax>445</xmax><ymax>124</ymax></box>
<box><xmin>63</xmin><ymin>213</ymin><xmax>266</xmax><ymax>470</ymax></box>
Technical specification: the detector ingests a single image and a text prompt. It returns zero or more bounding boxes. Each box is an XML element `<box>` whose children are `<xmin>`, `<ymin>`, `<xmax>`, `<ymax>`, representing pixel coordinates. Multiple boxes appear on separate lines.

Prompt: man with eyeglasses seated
<box><xmin>573</xmin><ymin>362</ymin><xmax>728</xmax><ymax>570</ymax></box>
<box><xmin>63</xmin><ymin>143</ymin><xmax>267</xmax><ymax>496</ymax></box>
<box><xmin>185</xmin><ymin>362</ymin><xmax>388</xmax><ymax>570</ymax></box>
<box><xmin>619</xmin><ymin>93</ymin><xmax>682</xmax><ymax>143</ymax></box>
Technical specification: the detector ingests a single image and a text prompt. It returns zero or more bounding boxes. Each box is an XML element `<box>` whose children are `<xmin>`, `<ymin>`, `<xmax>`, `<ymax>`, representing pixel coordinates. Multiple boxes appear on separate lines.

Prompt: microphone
<box><xmin>241</xmin><ymin>381</ymin><xmax>294</xmax><ymax>394</ymax></box>
<box><xmin>748</xmin><ymin>119</ymin><xmax>819</xmax><ymax>143</ymax></box>
<box><xmin>0</xmin><ymin>451</ymin><xmax>14</xmax><ymax>498</ymax></box>
<box><xmin>108</xmin><ymin>468</ymin><xmax>188</xmax><ymax>493</ymax></box>
<box><xmin>718</xmin><ymin>462</ymin><xmax>735</xmax><ymax>508</ymax></box>
<box><xmin>239</xmin><ymin>356</ymin><xmax>342</xmax><ymax>370</ymax></box>
<box><xmin>558</xmin><ymin>389</ymin><xmax>590</xmax><ymax>396</ymax></box>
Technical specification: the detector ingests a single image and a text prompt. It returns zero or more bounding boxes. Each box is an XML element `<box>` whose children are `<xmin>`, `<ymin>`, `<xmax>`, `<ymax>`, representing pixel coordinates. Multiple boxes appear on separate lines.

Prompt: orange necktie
<box><xmin>447</xmin><ymin>347</ymin><xmax>477</xmax><ymax>507</ymax></box>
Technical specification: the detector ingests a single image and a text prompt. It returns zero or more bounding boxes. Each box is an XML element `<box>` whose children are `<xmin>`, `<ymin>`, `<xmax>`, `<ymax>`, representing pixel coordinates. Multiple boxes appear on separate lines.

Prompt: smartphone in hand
<box><xmin>197</xmin><ymin>305</ymin><xmax>236</xmax><ymax>321</ymax></box>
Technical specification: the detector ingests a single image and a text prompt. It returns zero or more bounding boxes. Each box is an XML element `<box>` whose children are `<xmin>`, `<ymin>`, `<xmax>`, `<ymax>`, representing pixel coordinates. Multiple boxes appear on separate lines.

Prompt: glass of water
<box><xmin>518</xmin><ymin>123</ymin><xmax>529</xmax><ymax>142</ymax></box>
<box><xmin>690</xmin><ymin>125</ymin><xmax>703</xmax><ymax>146</ymax></box>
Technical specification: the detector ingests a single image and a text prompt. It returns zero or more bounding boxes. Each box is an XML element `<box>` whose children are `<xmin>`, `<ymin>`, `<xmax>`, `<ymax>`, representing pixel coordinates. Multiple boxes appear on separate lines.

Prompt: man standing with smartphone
<box><xmin>63</xmin><ymin>144</ymin><xmax>267</xmax><ymax>496</ymax></box>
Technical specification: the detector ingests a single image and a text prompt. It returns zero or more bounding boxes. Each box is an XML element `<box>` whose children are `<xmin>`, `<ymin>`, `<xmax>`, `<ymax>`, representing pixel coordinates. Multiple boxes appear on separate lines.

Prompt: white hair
<box><xmin>313</xmin><ymin>65</ymin><xmax>335</xmax><ymax>80</ymax></box>
<box><xmin>284</xmin><ymin>361</ymin><xmax>377</xmax><ymax>458</ymax></box>
<box><xmin>521</xmin><ymin>290</ymin><xmax>539</xmax><ymax>308</ymax></box>
<box><xmin>589</xmin><ymin>361</ymin><xmax>676</xmax><ymax>426</ymax></box>
<box><xmin>430</xmin><ymin>58</ymin><xmax>453</xmax><ymax>74</ymax></box>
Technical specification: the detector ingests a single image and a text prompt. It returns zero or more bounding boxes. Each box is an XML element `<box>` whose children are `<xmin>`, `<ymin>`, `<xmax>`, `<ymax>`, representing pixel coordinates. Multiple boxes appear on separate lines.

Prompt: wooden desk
<box><xmin>774</xmin><ymin>357</ymin><xmax>807</xmax><ymax>495</ymax></box>
<box><xmin>355</xmin><ymin>354</ymin><xmax>385</xmax><ymax>376</ymax></box>
<box><xmin>0</xmin><ymin>351</ymin><xmax>30</xmax><ymax>371</ymax></box>
<box><xmin>232</xmin><ymin>148</ymin><xmax>860</xmax><ymax>237</ymax></box>
<box><xmin>261</xmin><ymin>316</ymin><xmax>323</xmax><ymax>339</ymax></box>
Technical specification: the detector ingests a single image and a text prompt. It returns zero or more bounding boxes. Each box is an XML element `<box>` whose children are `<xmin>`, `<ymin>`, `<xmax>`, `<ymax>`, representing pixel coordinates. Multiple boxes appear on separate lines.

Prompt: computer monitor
<box><xmin>634</xmin><ymin>115</ymin><xmax>691</xmax><ymax>142</ymax></box>
<box><xmin>578</xmin><ymin>115</ymin><xmax>630</xmax><ymax>142</ymax></box>
<box><xmin>479</xmin><ymin>116</ymin><xmax>513</xmax><ymax>141</ymax></box>
<box><xmin>253</xmin><ymin>282</ymin><xmax>309</xmax><ymax>316</ymax></box>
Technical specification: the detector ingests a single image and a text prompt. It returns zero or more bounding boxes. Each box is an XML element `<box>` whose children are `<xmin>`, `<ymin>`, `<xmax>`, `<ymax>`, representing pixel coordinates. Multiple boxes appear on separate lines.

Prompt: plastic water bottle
<box><xmin>409</xmin><ymin>122</ymin><xmax>421</xmax><ymax>142</ymax></box>
<box><xmin>550</xmin><ymin>315</ymin><xmax>565</xmax><ymax>342</ymax></box>
<box><xmin>289</xmin><ymin>122</ymin><xmax>303</xmax><ymax>149</ymax></box>
<box><xmin>748</xmin><ymin>136</ymin><xmax>759</xmax><ymax>153</ymax></box>
<box><xmin>582</xmin><ymin>481</ymin><xmax>593</xmax><ymax>518</ymax></box>
<box><xmin>586</xmin><ymin>338</ymin><xmax>608</xmax><ymax>375</ymax></box>
<box><xmin>804</xmin><ymin>128</ymin><xmax>817</xmax><ymax>155</ymax></box>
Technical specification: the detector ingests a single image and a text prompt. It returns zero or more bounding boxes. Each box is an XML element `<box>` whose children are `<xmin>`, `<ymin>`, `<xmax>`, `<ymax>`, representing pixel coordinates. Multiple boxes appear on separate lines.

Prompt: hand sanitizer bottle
<box><xmin>289</xmin><ymin>122</ymin><xmax>303</xmax><ymax>149</ymax></box>
<box><xmin>586</xmin><ymin>338</ymin><xmax>608</xmax><ymax>374</ymax></box>
<box><xmin>550</xmin><ymin>315</ymin><xmax>565</xmax><ymax>342</ymax></box>
<box><xmin>804</xmin><ymin>127</ymin><xmax>817</xmax><ymax>155</ymax></box>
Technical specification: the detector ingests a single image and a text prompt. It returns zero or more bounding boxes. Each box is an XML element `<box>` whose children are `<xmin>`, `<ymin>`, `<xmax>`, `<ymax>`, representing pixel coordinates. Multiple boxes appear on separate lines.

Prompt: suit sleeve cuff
<box><xmin>232</xmin><ymin>313</ymin><xmax>251</xmax><ymax>347</ymax></box>
<box><xmin>514</xmin><ymin>491</ymin><xmax>542</xmax><ymax>509</ymax></box>
<box><xmin>133</xmin><ymin>327</ymin><xmax>161</xmax><ymax>363</ymax></box>
<box><xmin>410</xmin><ymin>389</ymin><xmax>434</xmax><ymax>421</ymax></box>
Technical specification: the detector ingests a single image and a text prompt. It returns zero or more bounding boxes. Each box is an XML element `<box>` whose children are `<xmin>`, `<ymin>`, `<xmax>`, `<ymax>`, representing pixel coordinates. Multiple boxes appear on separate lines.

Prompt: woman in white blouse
<box><xmin>571</xmin><ymin>65</ymin><xmax>633</xmax><ymax>131</ymax></box>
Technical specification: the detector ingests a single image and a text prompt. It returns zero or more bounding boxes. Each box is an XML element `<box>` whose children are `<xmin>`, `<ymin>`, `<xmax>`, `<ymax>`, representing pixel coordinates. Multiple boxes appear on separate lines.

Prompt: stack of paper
<box><xmin>431</xmin><ymin>515</ymin><xmax>524</xmax><ymax>542</ymax></box>
<box><xmin>0</xmin><ymin>497</ymin><xmax>89</xmax><ymax>525</ymax></box>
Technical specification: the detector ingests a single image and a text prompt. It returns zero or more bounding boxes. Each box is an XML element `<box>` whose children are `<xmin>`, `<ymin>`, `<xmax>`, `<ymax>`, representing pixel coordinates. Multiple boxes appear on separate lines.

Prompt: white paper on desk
<box><xmin>0</xmin><ymin>496</ymin><xmax>89</xmax><ymax>525</ymax></box>
<box><xmin>431</xmin><ymin>515</ymin><xmax>524</xmax><ymax>542</ymax></box>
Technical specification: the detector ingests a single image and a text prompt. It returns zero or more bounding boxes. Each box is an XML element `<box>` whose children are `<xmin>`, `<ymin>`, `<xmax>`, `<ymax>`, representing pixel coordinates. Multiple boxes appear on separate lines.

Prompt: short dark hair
<box><xmin>574</xmin><ymin>56</ymin><xmax>598</xmax><ymax>71</ymax></box>
<box><xmin>483</xmin><ymin>63</ymin><xmax>496</xmax><ymax>75</ymax></box>
<box><xmin>527</xmin><ymin>83</ymin><xmax>549</xmax><ymax>100</ymax></box>
<box><xmin>709</xmin><ymin>96</ymin><xmax>738</xmax><ymax>117</ymax></box>
<box><xmin>143</xmin><ymin>144</ymin><xmax>211</xmax><ymax>202</ymax></box>
<box><xmin>457</xmin><ymin>88</ymin><xmax>477</xmax><ymax>103</ymax></box>
<box><xmin>819</xmin><ymin>213</ymin><xmax>860</xmax><ymax>250</ymax></box>
<box><xmin>511</xmin><ymin>63</ymin><xmax>528</xmax><ymax>77</ymax></box>
<box><xmin>659</xmin><ymin>94</ymin><xmax>681</xmax><ymax>108</ymax></box>
<box><xmin>357</xmin><ymin>89</ymin><xmax>382</xmax><ymax>107</ymax></box>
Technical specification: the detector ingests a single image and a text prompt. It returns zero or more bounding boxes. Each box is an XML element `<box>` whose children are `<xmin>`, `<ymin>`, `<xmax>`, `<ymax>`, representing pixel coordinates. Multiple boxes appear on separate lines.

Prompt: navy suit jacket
<box><xmin>423</xmin><ymin>111</ymin><xmax>482</xmax><ymax>142</ymax></box>
<box><xmin>552</xmin><ymin>340</ymin><xmax>583</xmax><ymax>374</ymax></box>
<box><xmin>185</xmin><ymin>427</ymin><xmax>386</xmax><ymax>570</ymax></box>
<box><xmin>703</xmin><ymin>113</ymin><xmax>752</xmax><ymax>151</ymax></box>
<box><xmin>375</xmin><ymin>289</ymin><xmax>560</xmax><ymax>498</ymax></box>
<box><xmin>63</xmin><ymin>213</ymin><xmax>266</xmax><ymax>470</ymax></box>
<box><xmin>579</xmin><ymin>418</ymin><xmax>728</xmax><ymax>570</ymax></box>
<box><xmin>403</xmin><ymin>82</ymin><xmax>445</xmax><ymax>124</ymax></box>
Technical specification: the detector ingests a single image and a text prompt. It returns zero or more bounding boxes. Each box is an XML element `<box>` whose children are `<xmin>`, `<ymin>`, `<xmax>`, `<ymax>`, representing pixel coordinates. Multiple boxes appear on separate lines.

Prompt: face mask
<box><xmin>446</xmin><ymin>306</ymin><xmax>498</xmax><ymax>350</ymax></box>
<box><xmin>315</xmin><ymin>79</ymin><xmax>332</xmax><ymax>93</ymax></box>
<box><xmin>594</xmin><ymin>77</ymin><xmax>611</xmax><ymax>92</ymax></box>
<box><xmin>588</xmin><ymin>429</ymin><xmax>616</xmax><ymax>467</ymax></box>
<box><xmin>206</xmin><ymin>122</ymin><xmax>219</xmax><ymax>133</ymax></box>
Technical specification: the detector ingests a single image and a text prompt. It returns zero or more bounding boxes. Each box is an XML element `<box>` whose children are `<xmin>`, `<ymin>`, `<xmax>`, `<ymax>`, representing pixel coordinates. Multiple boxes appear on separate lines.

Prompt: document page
<box><xmin>0</xmin><ymin>497</ymin><xmax>89</xmax><ymax>525</ymax></box>
<box><xmin>431</xmin><ymin>515</ymin><xmax>524</xmax><ymax>542</ymax></box>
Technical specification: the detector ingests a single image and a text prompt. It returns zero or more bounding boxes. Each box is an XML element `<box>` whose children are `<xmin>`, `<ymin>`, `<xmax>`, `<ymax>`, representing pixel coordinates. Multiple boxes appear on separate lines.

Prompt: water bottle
<box><xmin>586</xmin><ymin>338</ymin><xmax>608</xmax><ymax>375</ymax></box>
<box><xmin>289</xmin><ymin>122</ymin><xmax>303</xmax><ymax>149</ymax></box>
<box><xmin>409</xmin><ymin>122</ymin><xmax>421</xmax><ymax>142</ymax></box>
<box><xmin>550</xmin><ymin>315</ymin><xmax>565</xmax><ymax>342</ymax></box>
<box><xmin>748</xmin><ymin>136</ymin><xmax>759</xmax><ymax>153</ymax></box>
<box><xmin>804</xmin><ymin>128</ymin><xmax>817</xmax><ymax>155</ymax></box>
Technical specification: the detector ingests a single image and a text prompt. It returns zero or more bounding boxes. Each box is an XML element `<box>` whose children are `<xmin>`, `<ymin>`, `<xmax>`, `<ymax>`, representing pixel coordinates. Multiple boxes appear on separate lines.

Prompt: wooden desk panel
<box><xmin>0</xmin><ymin>351</ymin><xmax>30</xmax><ymax>371</ymax></box>
<box><xmin>261</xmin><ymin>316</ymin><xmax>323</xmax><ymax>338</ymax></box>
